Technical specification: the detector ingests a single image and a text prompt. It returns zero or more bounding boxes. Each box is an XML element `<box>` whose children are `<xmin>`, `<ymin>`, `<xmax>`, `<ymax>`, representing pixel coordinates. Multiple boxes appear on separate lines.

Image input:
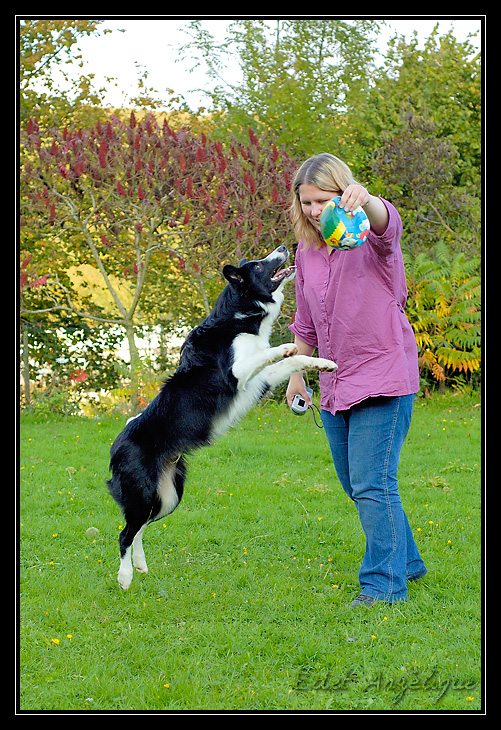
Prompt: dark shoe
<box><xmin>350</xmin><ymin>593</ymin><xmax>378</xmax><ymax>608</ymax></box>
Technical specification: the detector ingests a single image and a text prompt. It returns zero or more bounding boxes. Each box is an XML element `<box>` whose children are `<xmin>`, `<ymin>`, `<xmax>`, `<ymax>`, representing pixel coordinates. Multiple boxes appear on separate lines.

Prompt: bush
<box><xmin>404</xmin><ymin>243</ymin><xmax>481</xmax><ymax>391</ymax></box>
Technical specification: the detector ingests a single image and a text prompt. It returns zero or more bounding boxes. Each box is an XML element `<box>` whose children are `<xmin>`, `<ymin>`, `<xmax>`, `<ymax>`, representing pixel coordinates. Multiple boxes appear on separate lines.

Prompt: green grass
<box><xmin>19</xmin><ymin>392</ymin><xmax>482</xmax><ymax>712</ymax></box>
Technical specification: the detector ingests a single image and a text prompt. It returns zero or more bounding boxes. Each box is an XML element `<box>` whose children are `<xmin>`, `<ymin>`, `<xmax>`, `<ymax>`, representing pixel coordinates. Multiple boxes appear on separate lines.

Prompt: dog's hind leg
<box><xmin>117</xmin><ymin>525</ymin><xmax>136</xmax><ymax>590</ymax></box>
<box><xmin>117</xmin><ymin>520</ymin><xmax>152</xmax><ymax>588</ymax></box>
<box><xmin>132</xmin><ymin>524</ymin><xmax>149</xmax><ymax>574</ymax></box>
<box><xmin>116</xmin><ymin>458</ymin><xmax>186</xmax><ymax>590</ymax></box>
<box><xmin>117</xmin><ymin>509</ymin><xmax>151</xmax><ymax>590</ymax></box>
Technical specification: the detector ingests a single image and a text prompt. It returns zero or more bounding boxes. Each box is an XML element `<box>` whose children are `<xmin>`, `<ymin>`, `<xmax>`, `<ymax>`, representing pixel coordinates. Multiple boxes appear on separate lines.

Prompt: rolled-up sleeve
<box><xmin>288</xmin><ymin>245</ymin><xmax>319</xmax><ymax>348</ymax></box>
<box><xmin>367</xmin><ymin>197</ymin><xmax>403</xmax><ymax>258</ymax></box>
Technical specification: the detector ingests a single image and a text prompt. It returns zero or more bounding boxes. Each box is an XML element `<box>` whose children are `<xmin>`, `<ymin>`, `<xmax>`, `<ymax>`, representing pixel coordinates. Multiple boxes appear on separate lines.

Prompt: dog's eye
<box><xmin>253</xmin><ymin>263</ymin><xmax>263</xmax><ymax>271</ymax></box>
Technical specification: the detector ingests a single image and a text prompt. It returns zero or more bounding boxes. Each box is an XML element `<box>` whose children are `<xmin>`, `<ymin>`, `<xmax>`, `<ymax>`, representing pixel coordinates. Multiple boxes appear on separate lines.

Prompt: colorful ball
<box><xmin>319</xmin><ymin>196</ymin><xmax>370</xmax><ymax>250</ymax></box>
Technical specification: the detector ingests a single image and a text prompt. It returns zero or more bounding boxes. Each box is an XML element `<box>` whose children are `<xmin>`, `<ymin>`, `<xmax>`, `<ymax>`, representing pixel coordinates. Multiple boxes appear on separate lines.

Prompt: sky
<box><xmin>45</xmin><ymin>16</ymin><xmax>483</xmax><ymax>111</ymax></box>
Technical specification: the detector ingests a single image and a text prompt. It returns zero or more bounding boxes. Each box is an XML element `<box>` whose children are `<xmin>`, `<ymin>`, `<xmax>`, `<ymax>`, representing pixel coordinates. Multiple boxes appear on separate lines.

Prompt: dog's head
<box><xmin>222</xmin><ymin>245</ymin><xmax>296</xmax><ymax>302</ymax></box>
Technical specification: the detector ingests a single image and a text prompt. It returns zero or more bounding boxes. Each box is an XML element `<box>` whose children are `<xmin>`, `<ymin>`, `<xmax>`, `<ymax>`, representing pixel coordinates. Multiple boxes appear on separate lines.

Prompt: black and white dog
<box><xmin>108</xmin><ymin>245</ymin><xmax>337</xmax><ymax>589</ymax></box>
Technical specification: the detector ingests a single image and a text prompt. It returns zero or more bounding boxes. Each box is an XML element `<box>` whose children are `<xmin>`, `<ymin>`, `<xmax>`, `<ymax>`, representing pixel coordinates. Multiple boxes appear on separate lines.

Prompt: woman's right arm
<box><xmin>286</xmin><ymin>335</ymin><xmax>316</xmax><ymax>408</ymax></box>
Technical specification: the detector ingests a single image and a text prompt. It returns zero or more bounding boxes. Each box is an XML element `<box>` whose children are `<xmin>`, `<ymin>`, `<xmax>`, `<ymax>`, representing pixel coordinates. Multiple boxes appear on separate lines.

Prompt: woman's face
<box><xmin>298</xmin><ymin>183</ymin><xmax>341</xmax><ymax>232</ymax></box>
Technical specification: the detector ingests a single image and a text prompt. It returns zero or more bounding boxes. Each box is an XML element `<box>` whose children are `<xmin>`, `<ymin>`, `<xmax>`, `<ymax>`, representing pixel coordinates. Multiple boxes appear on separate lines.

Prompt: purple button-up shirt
<box><xmin>288</xmin><ymin>197</ymin><xmax>419</xmax><ymax>415</ymax></box>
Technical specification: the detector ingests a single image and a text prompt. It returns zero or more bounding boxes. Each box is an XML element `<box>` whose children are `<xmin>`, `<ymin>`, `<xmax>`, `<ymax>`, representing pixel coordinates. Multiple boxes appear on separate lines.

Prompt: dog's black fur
<box><xmin>107</xmin><ymin>245</ymin><xmax>337</xmax><ymax>589</ymax></box>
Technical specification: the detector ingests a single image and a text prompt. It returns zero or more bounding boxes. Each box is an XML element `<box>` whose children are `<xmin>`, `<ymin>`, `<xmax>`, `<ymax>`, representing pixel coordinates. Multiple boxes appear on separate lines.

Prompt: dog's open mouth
<box><xmin>271</xmin><ymin>265</ymin><xmax>296</xmax><ymax>282</ymax></box>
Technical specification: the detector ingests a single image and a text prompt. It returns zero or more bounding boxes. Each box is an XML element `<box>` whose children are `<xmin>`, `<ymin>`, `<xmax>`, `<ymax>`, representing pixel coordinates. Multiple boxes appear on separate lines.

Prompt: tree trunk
<box><xmin>196</xmin><ymin>270</ymin><xmax>211</xmax><ymax>317</ymax></box>
<box><xmin>124</xmin><ymin>319</ymin><xmax>142</xmax><ymax>415</ymax></box>
<box><xmin>22</xmin><ymin>323</ymin><xmax>31</xmax><ymax>407</ymax></box>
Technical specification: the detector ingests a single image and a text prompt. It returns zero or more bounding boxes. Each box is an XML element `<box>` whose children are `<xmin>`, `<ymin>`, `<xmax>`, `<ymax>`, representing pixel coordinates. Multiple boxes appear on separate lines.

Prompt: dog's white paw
<box><xmin>133</xmin><ymin>559</ymin><xmax>148</xmax><ymax>575</ymax></box>
<box><xmin>117</xmin><ymin>563</ymin><xmax>133</xmax><ymax>590</ymax></box>
<box><xmin>317</xmin><ymin>358</ymin><xmax>338</xmax><ymax>372</ymax></box>
<box><xmin>281</xmin><ymin>343</ymin><xmax>298</xmax><ymax>358</ymax></box>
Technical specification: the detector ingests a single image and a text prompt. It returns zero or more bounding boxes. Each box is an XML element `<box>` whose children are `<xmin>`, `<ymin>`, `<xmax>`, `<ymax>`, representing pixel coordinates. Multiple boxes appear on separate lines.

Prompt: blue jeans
<box><xmin>321</xmin><ymin>395</ymin><xmax>427</xmax><ymax>602</ymax></box>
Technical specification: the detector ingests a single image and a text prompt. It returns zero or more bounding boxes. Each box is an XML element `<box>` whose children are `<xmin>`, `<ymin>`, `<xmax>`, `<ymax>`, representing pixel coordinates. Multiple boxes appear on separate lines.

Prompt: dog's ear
<box><xmin>223</xmin><ymin>264</ymin><xmax>244</xmax><ymax>286</ymax></box>
<box><xmin>238</xmin><ymin>258</ymin><xmax>247</xmax><ymax>267</ymax></box>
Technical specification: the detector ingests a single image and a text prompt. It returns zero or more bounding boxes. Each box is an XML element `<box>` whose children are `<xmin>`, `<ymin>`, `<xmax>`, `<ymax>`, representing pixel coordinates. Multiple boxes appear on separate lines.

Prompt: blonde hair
<box><xmin>289</xmin><ymin>153</ymin><xmax>359</xmax><ymax>249</ymax></box>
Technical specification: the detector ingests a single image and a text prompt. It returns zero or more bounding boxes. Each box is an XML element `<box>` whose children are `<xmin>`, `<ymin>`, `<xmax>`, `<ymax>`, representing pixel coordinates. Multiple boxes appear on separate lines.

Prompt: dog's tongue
<box><xmin>272</xmin><ymin>265</ymin><xmax>296</xmax><ymax>281</ymax></box>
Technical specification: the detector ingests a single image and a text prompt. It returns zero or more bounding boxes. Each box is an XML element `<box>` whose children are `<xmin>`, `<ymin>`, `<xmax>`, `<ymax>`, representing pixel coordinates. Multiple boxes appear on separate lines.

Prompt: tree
<box><xmin>340</xmin><ymin>25</ymin><xmax>481</xmax><ymax>194</ymax></box>
<box><xmin>370</xmin><ymin>27</ymin><xmax>481</xmax><ymax>191</ymax></box>
<box><xmin>177</xmin><ymin>20</ymin><xmax>481</xmax><ymax>263</ymax></box>
<box><xmin>20</xmin><ymin>113</ymin><xmax>297</xmax><ymax>412</ymax></box>
<box><xmin>19</xmin><ymin>19</ymin><xmax>110</xmax><ymax>125</ymax></box>
<box><xmin>371</xmin><ymin>114</ymin><xmax>480</xmax><ymax>255</ymax></box>
<box><xmin>178</xmin><ymin>19</ymin><xmax>383</xmax><ymax>157</ymax></box>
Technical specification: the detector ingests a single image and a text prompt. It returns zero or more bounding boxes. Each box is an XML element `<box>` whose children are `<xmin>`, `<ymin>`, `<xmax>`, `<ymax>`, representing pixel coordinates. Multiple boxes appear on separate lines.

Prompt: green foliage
<box><xmin>404</xmin><ymin>243</ymin><xmax>481</xmax><ymax>389</ymax></box>
<box><xmin>19</xmin><ymin>20</ymin><xmax>482</xmax><ymax>401</ymax></box>
<box><xmin>372</xmin><ymin>115</ymin><xmax>480</xmax><ymax>255</ymax></box>
<box><xmin>19</xmin><ymin>19</ymin><xmax>110</xmax><ymax>126</ymax></box>
<box><xmin>179</xmin><ymin>19</ymin><xmax>383</xmax><ymax>155</ymax></box>
<box><xmin>177</xmin><ymin>21</ymin><xmax>481</xmax><ymax>260</ymax></box>
<box><xmin>367</xmin><ymin>27</ymin><xmax>481</xmax><ymax>191</ymax></box>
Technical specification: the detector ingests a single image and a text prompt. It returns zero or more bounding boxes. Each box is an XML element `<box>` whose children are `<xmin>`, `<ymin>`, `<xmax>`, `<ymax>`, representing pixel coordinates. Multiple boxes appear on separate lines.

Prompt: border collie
<box><xmin>107</xmin><ymin>245</ymin><xmax>337</xmax><ymax>589</ymax></box>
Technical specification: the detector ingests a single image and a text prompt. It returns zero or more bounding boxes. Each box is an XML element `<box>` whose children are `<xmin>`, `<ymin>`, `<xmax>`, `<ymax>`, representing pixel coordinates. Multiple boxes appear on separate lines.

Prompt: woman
<box><xmin>286</xmin><ymin>153</ymin><xmax>427</xmax><ymax>606</ymax></box>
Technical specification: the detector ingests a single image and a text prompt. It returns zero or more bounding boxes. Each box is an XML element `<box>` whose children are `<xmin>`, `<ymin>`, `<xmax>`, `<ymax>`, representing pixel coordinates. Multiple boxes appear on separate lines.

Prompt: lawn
<box><xmin>18</xmin><ymin>391</ymin><xmax>482</xmax><ymax>712</ymax></box>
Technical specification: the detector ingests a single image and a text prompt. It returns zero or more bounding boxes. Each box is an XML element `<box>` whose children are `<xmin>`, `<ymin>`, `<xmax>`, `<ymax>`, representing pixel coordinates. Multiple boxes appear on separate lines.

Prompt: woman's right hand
<box><xmin>286</xmin><ymin>372</ymin><xmax>312</xmax><ymax>409</ymax></box>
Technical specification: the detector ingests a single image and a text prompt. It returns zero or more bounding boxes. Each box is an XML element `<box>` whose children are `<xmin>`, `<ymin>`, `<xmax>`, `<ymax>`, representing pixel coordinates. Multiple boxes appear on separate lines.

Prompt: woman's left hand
<box><xmin>339</xmin><ymin>184</ymin><xmax>370</xmax><ymax>212</ymax></box>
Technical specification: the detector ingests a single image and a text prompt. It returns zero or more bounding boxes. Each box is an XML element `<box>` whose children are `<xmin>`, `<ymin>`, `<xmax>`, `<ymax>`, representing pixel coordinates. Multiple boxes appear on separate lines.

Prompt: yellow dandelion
<box><xmin>51</xmin><ymin>638</ymin><xmax>60</xmax><ymax>645</ymax></box>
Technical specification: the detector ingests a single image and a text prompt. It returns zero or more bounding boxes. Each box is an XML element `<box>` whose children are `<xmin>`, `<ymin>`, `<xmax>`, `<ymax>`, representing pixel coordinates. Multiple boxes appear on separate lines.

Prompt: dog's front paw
<box><xmin>317</xmin><ymin>358</ymin><xmax>338</xmax><ymax>372</ymax></box>
<box><xmin>281</xmin><ymin>343</ymin><xmax>298</xmax><ymax>358</ymax></box>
